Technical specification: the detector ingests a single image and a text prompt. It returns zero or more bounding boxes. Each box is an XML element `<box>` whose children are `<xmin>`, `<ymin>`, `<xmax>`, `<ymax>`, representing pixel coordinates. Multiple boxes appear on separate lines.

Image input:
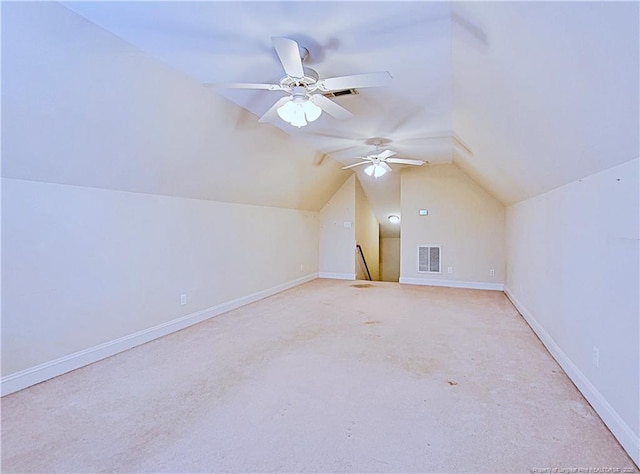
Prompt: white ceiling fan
<box><xmin>204</xmin><ymin>37</ymin><xmax>392</xmax><ymax>128</ymax></box>
<box><xmin>342</xmin><ymin>147</ymin><xmax>426</xmax><ymax>178</ymax></box>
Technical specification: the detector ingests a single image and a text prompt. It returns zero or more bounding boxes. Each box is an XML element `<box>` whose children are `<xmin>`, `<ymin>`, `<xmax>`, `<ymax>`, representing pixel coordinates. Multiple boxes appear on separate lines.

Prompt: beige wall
<box><xmin>0</xmin><ymin>3</ymin><xmax>343</xmax><ymax>382</ymax></box>
<box><xmin>400</xmin><ymin>164</ymin><xmax>506</xmax><ymax>287</ymax></box>
<box><xmin>355</xmin><ymin>178</ymin><xmax>380</xmax><ymax>281</ymax></box>
<box><xmin>505</xmin><ymin>159</ymin><xmax>639</xmax><ymax>463</ymax></box>
<box><xmin>319</xmin><ymin>176</ymin><xmax>356</xmax><ymax>279</ymax></box>
<box><xmin>380</xmin><ymin>238</ymin><xmax>400</xmax><ymax>282</ymax></box>
<box><xmin>2</xmin><ymin>178</ymin><xmax>320</xmax><ymax>375</ymax></box>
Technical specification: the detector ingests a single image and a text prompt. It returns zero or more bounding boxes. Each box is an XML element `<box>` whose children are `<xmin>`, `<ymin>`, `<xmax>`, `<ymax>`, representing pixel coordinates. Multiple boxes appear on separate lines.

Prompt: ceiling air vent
<box><xmin>322</xmin><ymin>89</ymin><xmax>359</xmax><ymax>98</ymax></box>
<box><xmin>418</xmin><ymin>245</ymin><xmax>441</xmax><ymax>273</ymax></box>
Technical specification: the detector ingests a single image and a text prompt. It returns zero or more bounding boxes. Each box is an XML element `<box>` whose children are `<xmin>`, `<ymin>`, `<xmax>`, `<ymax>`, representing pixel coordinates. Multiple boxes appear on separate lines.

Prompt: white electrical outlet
<box><xmin>593</xmin><ymin>346</ymin><xmax>600</xmax><ymax>368</ymax></box>
<box><xmin>490</xmin><ymin>269</ymin><xmax>495</xmax><ymax>277</ymax></box>
<box><xmin>180</xmin><ymin>294</ymin><xmax>187</xmax><ymax>306</ymax></box>
<box><xmin>300</xmin><ymin>264</ymin><xmax>304</xmax><ymax>272</ymax></box>
<box><xmin>447</xmin><ymin>267</ymin><xmax>453</xmax><ymax>274</ymax></box>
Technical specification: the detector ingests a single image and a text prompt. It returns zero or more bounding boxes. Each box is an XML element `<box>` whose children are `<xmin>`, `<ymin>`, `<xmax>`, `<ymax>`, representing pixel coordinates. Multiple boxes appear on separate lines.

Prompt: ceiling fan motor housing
<box><xmin>291</xmin><ymin>86</ymin><xmax>310</xmax><ymax>102</ymax></box>
<box><xmin>280</xmin><ymin>67</ymin><xmax>319</xmax><ymax>89</ymax></box>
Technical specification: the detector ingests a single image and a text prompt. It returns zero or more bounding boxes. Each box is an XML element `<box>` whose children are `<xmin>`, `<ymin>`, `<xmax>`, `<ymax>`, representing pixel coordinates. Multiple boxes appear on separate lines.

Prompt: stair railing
<box><xmin>356</xmin><ymin>244</ymin><xmax>372</xmax><ymax>281</ymax></box>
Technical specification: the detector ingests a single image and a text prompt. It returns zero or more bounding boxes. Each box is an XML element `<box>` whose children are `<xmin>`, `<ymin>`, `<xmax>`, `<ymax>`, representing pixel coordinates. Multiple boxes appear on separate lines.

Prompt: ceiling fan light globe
<box><xmin>290</xmin><ymin>105</ymin><xmax>307</xmax><ymax>128</ymax></box>
<box><xmin>364</xmin><ymin>164</ymin><xmax>375</xmax><ymax>176</ymax></box>
<box><xmin>277</xmin><ymin>100</ymin><xmax>296</xmax><ymax>122</ymax></box>
<box><xmin>302</xmin><ymin>100</ymin><xmax>322</xmax><ymax>122</ymax></box>
<box><xmin>373</xmin><ymin>165</ymin><xmax>387</xmax><ymax>178</ymax></box>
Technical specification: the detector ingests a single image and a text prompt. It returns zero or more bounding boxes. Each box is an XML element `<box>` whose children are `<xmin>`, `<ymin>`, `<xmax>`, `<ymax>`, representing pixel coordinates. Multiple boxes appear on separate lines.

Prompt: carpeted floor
<box><xmin>1</xmin><ymin>279</ymin><xmax>636</xmax><ymax>473</ymax></box>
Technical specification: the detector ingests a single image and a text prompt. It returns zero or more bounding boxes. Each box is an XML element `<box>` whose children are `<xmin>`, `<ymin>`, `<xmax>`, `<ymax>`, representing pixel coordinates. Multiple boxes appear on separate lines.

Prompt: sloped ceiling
<box><xmin>451</xmin><ymin>1</ymin><xmax>639</xmax><ymax>203</ymax></box>
<box><xmin>1</xmin><ymin>2</ymin><xmax>349</xmax><ymax>212</ymax></box>
<box><xmin>5</xmin><ymin>2</ymin><xmax>639</xmax><ymax>236</ymax></box>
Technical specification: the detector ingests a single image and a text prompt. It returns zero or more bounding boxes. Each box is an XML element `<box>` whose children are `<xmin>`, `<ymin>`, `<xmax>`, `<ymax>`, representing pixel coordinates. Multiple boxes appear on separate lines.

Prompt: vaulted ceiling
<box><xmin>17</xmin><ymin>2</ymin><xmax>640</xmax><ymax>237</ymax></box>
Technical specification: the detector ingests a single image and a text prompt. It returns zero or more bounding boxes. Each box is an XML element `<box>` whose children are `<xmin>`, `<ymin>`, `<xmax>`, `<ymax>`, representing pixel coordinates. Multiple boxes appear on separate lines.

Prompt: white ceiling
<box><xmin>61</xmin><ymin>1</ymin><xmax>639</xmax><ymax>238</ymax></box>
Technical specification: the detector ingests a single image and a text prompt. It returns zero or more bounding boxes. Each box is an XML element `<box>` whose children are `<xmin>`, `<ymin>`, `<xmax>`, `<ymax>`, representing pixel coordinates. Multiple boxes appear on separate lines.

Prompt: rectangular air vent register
<box><xmin>418</xmin><ymin>245</ymin><xmax>441</xmax><ymax>273</ymax></box>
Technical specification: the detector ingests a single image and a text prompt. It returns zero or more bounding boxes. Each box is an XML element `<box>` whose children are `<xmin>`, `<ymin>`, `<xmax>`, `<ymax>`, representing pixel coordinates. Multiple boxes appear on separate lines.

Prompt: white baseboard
<box><xmin>399</xmin><ymin>277</ymin><xmax>504</xmax><ymax>291</ymax></box>
<box><xmin>318</xmin><ymin>272</ymin><xmax>356</xmax><ymax>280</ymax></box>
<box><xmin>1</xmin><ymin>273</ymin><xmax>319</xmax><ymax>397</ymax></box>
<box><xmin>504</xmin><ymin>285</ymin><xmax>640</xmax><ymax>467</ymax></box>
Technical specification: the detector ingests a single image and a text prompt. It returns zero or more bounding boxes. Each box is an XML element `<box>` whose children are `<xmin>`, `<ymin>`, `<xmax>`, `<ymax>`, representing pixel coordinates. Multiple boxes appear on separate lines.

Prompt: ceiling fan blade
<box><xmin>309</xmin><ymin>94</ymin><xmax>353</xmax><ymax>120</ymax></box>
<box><xmin>377</xmin><ymin>149</ymin><xmax>396</xmax><ymax>160</ymax></box>
<box><xmin>272</xmin><ymin>37</ymin><xmax>304</xmax><ymax>79</ymax></box>
<box><xmin>258</xmin><ymin>96</ymin><xmax>292</xmax><ymax>123</ymax></box>
<box><xmin>204</xmin><ymin>82</ymin><xmax>285</xmax><ymax>91</ymax></box>
<box><xmin>380</xmin><ymin>162</ymin><xmax>393</xmax><ymax>172</ymax></box>
<box><xmin>342</xmin><ymin>161</ymin><xmax>371</xmax><ymax>170</ymax></box>
<box><xmin>387</xmin><ymin>158</ymin><xmax>426</xmax><ymax>166</ymax></box>
<box><xmin>316</xmin><ymin>71</ymin><xmax>392</xmax><ymax>91</ymax></box>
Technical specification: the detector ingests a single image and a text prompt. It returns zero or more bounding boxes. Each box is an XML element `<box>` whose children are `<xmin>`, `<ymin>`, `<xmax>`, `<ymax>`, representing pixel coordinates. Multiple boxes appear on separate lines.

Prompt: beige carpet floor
<box><xmin>1</xmin><ymin>279</ymin><xmax>636</xmax><ymax>473</ymax></box>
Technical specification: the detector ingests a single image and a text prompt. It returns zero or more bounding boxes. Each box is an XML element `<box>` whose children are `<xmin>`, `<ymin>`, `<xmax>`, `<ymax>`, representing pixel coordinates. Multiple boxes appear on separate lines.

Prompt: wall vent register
<box><xmin>418</xmin><ymin>245</ymin><xmax>441</xmax><ymax>273</ymax></box>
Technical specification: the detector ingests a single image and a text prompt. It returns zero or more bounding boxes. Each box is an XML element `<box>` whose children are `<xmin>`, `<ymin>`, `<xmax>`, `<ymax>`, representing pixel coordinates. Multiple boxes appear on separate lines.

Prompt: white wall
<box><xmin>2</xmin><ymin>178</ymin><xmax>319</xmax><ymax>378</ymax></box>
<box><xmin>355</xmin><ymin>178</ymin><xmax>380</xmax><ymax>281</ymax></box>
<box><xmin>318</xmin><ymin>176</ymin><xmax>356</xmax><ymax>280</ymax></box>
<box><xmin>505</xmin><ymin>158</ymin><xmax>639</xmax><ymax>465</ymax></box>
<box><xmin>399</xmin><ymin>164</ymin><xmax>506</xmax><ymax>289</ymax></box>
<box><xmin>380</xmin><ymin>238</ymin><xmax>400</xmax><ymax>282</ymax></box>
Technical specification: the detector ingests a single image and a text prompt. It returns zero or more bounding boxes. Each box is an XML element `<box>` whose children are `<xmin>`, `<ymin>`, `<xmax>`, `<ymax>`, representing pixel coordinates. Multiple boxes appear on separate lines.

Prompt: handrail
<box><xmin>356</xmin><ymin>244</ymin><xmax>372</xmax><ymax>281</ymax></box>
